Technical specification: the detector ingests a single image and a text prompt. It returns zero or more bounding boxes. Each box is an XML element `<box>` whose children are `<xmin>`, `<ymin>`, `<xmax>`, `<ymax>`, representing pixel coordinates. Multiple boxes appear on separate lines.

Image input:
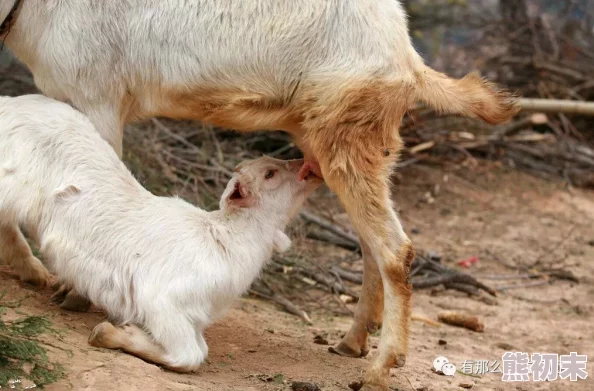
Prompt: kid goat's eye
<box><xmin>264</xmin><ymin>169</ymin><xmax>276</xmax><ymax>179</ymax></box>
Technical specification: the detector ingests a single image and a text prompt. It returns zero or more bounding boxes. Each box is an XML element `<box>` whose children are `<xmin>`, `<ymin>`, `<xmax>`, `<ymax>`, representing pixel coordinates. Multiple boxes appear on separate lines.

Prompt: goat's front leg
<box><xmin>0</xmin><ymin>223</ymin><xmax>51</xmax><ymax>287</ymax></box>
<box><xmin>77</xmin><ymin>103</ymin><xmax>126</xmax><ymax>157</ymax></box>
<box><xmin>89</xmin><ymin>322</ymin><xmax>179</xmax><ymax>369</ymax></box>
<box><xmin>329</xmin><ymin>240</ymin><xmax>383</xmax><ymax>358</ymax></box>
<box><xmin>91</xmin><ymin>312</ymin><xmax>208</xmax><ymax>371</ymax></box>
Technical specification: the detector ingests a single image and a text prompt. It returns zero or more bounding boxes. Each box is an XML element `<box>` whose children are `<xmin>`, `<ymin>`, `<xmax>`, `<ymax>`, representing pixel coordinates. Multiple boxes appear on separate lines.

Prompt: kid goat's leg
<box><xmin>89</xmin><ymin>319</ymin><xmax>207</xmax><ymax>373</ymax></box>
<box><xmin>89</xmin><ymin>322</ymin><xmax>171</xmax><ymax>368</ymax></box>
<box><xmin>0</xmin><ymin>223</ymin><xmax>51</xmax><ymax>287</ymax></box>
<box><xmin>329</xmin><ymin>240</ymin><xmax>383</xmax><ymax>358</ymax></box>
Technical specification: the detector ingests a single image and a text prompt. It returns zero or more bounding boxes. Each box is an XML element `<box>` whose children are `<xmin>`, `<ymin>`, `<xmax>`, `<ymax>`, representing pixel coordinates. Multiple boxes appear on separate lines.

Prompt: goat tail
<box><xmin>413</xmin><ymin>64</ymin><xmax>520</xmax><ymax>124</ymax></box>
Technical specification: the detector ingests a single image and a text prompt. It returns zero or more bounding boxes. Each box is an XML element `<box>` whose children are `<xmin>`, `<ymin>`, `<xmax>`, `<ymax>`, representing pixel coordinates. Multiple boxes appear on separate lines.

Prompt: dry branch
<box><xmin>438</xmin><ymin>311</ymin><xmax>484</xmax><ymax>332</ymax></box>
<box><xmin>306</xmin><ymin>230</ymin><xmax>359</xmax><ymax>251</ymax></box>
<box><xmin>250</xmin><ymin>283</ymin><xmax>312</xmax><ymax>325</ymax></box>
<box><xmin>300</xmin><ymin>211</ymin><xmax>359</xmax><ymax>247</ymax></box>
<box><xmin>331</xmin><ymin>266</ymin><xmax>363</xmax><ymax>284</ymax></box>
<box><xmin>519</xmin><ymin>98</ymin><xmax>594</xmax><ymax>116</ymax></box>
<box><xmin>492</xmin><ymin>113</ymin><xmax>548</xmax><ymax>138</ymax></box>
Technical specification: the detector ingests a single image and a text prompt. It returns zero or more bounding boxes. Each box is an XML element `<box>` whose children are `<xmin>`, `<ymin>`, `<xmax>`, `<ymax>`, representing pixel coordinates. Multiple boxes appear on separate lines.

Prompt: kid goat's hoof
<box><xmin>20</xmin><ymin>257</ymin><xmax>52</xmax><ymax>288</ymax></box>
<box><xmin>88</xmin><ymin>321</ymin><xmax>120</xmax><ymax>349</ymax></box>
<box><xmin>51</xmin><ymin>283</ymin><xmax>91</xmax><ymax>312</ymax></box>
<box><xmin>60</xmin><ymin>291</ymin><xmax>92</xmax><ymax>312</ymax></box>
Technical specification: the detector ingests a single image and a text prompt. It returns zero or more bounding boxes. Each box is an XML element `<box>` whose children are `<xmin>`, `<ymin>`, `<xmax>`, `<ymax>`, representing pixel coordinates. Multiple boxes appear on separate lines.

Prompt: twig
<box><xmin>300</xmin><ymin>211</ymin><xmax>359</xmax><ymax>247</ymax></box>
<box><xmin>472</xmin><ymin>273</ymin><xmax>540</xmax><ymax>281</ymax></box>
<box><xmin>404</xmin><ymin>375</ymin><xmax>416</xmax><ymax>391</ymax></box>
<box><xmin>409</xmin><ymin>140</ymin><xmax>435</xmax><ymax>154</ymax></box>
<box><xmin>411</xmin><ymin>314</ymin><xmax>441</xmax><ymax>328</ymax></box>
<box><xmin>268</xmin><ymin>142</ymin><xmax>296</xmax><ymax>157</ymax></box>
<box><xmin>529</xmin><ymin>224</ymin><xmax>576</xmax><ymax>267</ymax></box>
<box><xmin>519</xmin><ymin>98</ymin><xmax>594</xmax><ymax>116</ymax></box>
<box><xmin>497</xmin><ymin>279</ymin><xmax>550</xmax><ymax>292</ymax></box>
<box><xmin>412</xmin><ymin>273</ymin><xmax>497</xmax><ymax>297</ymax></box>
<box><xmin>306</xmin><ymin>230</ymin><xmax>359</xmax><ymax>251</ymax></box>
<box><xmin>492</xmin><ymin>113</ymin><xmax>548</xmax><ymax>138</ymax></box>
<box><xmin>438</xmin><ymin>311</ymin><xmax>484</xmax><ymax>332</ymax></box>
<box><xmin>330</xmin><ymin>266</ymin><xmax>363</xmax><ymax>284</ymax></box>
<box><xmin>249</xmin><ymin>286</ymin><xmax>312</xmax><ymax>325</ymax></box>
<box><xmin>298</xmin><ymin>268</ymin><xmax>356</xmax><ymax>298</ymax></box>
<box><xmin>444</xmin><ymin>282</ymin><xmax>480</xmax><ymax>296</ymax></box>
<box><xmin>151</xmin><ymin>118</ymin><xmax>205</xmax><ymax>157</ymax></box>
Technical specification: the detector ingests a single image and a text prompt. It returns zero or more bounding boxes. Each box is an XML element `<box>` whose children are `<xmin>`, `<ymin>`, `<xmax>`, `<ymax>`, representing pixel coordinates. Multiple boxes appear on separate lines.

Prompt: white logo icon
<box><xmin>442</xmin><ymin>363</ymin><xmax>457</xmax><ymax>376</ymax></box>
<box><xmin>433</xmin><ymin>356</ymin><xmax>456</xmax><ymax>376</ymax></box>
<box><xmin>433</xmin><ymin>356</ymin><xmax>449</xmax><ymax>372</ymax></box>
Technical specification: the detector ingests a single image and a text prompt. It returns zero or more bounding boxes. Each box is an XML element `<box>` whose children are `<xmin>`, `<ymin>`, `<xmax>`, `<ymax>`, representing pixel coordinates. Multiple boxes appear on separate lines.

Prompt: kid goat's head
<box><xmin>220</xmin><ymin>156</ymin><xmax>322</xmax><ymax>221</ymax></box>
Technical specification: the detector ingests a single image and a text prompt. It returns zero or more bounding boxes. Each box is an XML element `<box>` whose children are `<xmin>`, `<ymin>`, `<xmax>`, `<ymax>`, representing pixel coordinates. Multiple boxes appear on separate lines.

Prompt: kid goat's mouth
<box><xmin>297</xmin><ymin>161</ymin><xmax>323</xmax><ymax>182</ymax></box>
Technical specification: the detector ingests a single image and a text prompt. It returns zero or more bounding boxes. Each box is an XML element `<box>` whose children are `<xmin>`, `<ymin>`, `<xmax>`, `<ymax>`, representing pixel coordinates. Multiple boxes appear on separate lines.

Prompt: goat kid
<box><xmin>1</xmin><ymin>1</ymin><xmax>519</xmax><ymax>388</ymax></box>
<box><xmin>0</xmin><ymin>94</ymin><xmax>321</xmax><ymax>371</ymax></box>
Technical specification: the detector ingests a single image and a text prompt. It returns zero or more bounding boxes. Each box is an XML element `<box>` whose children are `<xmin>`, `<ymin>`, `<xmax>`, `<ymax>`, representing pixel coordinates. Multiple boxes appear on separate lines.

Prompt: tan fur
<box><xmin>158</xmin><ymin>88</ymin><xmax>298</xmax><ymax>132</ymax></box>
<box><xmin>414</xmin><ymin>67</ymin><xmax>520</xmax><ymax>124</ymax></box>
<box><xmin>88</xmin><ymin>322</ymin><xmax>187</xmax><ymax>372</ymax></box>
<box><xmin>0</xmin><ymin>224</ymin><xmax>50</xmax><ymax>287</ymax></box>
<box><xmin>293</xmin><ymin>79</ymin><xmax>417</xmax><ymax>387</ymax></box>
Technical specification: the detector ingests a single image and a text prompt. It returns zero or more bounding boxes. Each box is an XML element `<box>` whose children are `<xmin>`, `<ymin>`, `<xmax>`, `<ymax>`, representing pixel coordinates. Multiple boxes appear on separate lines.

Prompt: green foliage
<box><xmin>0</xmin><ymin>293</ymin><xmax>64</xmax><ymax>389</ymax></box>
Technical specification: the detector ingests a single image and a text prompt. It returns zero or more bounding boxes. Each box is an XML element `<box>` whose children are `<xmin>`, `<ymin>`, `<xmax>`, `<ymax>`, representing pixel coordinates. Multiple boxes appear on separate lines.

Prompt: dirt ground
<box><xmin>1</xmin><ymin>160</ymin><xmax>593</xmax><ymax>391</ymax></box>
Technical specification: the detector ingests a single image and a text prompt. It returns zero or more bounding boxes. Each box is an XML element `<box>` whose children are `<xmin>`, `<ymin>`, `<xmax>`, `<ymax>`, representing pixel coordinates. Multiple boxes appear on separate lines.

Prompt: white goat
<box><xmin>0</xmin><ymin>94</ymin><xmax>321</xmax><ymax>370</ymax></box>
<box><xmin>1</xmin><ymin>1</ymin><xmax>518</xmax><ymax>388</ymax></box>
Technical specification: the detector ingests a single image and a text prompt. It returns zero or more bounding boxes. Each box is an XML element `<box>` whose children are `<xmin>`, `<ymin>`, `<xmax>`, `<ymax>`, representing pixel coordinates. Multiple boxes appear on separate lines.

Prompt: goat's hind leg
<box><xmin>51</xmin><ymin>282</ymin><xmax>91</xmax><ymax>312</ymax></box>
<box><xmin>329</xmin><ymin>240</ymin><xmax>383</xmax><ymax>358</ymax></box>
<box><xmin>0</xmin><ymin>223</ymin><xmax>51</xmax><ymax>287</ymax></box>
<box><xmin>304</xmin><ymin>83</ymin><xmax>414</xmax><ymax>390</ymax></box>
<box><xmin>325</xmin><ymin>161</ymin><xmax>413</xmax><ymax>391</ymax></box>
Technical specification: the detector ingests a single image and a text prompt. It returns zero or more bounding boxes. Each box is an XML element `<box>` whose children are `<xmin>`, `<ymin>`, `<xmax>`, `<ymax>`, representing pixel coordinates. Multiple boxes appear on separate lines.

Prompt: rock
<box><xmin>313</xmin><ymin>335</ymin><xmax>329</xmax><ymax>345</ymax></box>
<box><xmin>495</xmin><ymin>342</ymin><xmax>515</xmax><ymax>350</ymax></box>
<box><xmin>291</xmin><ymin>381</ymin><xmax>321</xmax><ymax>391</ymax></box>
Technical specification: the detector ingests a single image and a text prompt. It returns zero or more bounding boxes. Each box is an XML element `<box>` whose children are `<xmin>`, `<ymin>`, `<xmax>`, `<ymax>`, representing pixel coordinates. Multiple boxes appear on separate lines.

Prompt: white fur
<box><xmin>0</xmin><ymin>94</ymin><xmax>318</xmax><ymax>369</ymax></box>
<box><xmin>2</xmin><ymin>0</ymin><xmax>421</xmax><ymax>155</ymax></box>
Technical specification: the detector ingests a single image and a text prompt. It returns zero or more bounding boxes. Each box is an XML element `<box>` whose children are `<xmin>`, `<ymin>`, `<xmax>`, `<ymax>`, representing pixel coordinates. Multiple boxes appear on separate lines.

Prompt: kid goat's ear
<box><xmin>221</xmin><ymin>177</ymin><xmax>253</xmax><ymax>210</ymax></box>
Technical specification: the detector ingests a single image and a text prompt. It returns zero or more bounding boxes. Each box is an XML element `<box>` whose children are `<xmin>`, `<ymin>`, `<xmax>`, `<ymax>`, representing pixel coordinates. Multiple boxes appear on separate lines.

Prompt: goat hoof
<box><xmin>20</xmin><ymin>257</ymin><xmax>51</xmax><ymax>288</ymax></box>
<box><xmin>328</xmin><ymin>341</ymin><xmax>368</xmax><ymax>358</ymax></box>
<box><xmin>51</xmin><ymin>283</ymin><xmax>91</xmax><ymax>312</ymax></box>
<box><xmin>89</xmin><ymin>322</ymin><xmax>120</xmax><ymax>349</ymax></box>
<box><xmin>60</xmin><ymin>292</ymin><xmax>91</xmax><ymax>312</ymax></box>
<box><xmin>51</xmin><ymin>284</ymin><xmax>69</xmax><ymax>303</ymax></box>
<box><xmin>394</xmin><ymin>354</ymin><xmax>406</xmax><ymax>368</ymax></box>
